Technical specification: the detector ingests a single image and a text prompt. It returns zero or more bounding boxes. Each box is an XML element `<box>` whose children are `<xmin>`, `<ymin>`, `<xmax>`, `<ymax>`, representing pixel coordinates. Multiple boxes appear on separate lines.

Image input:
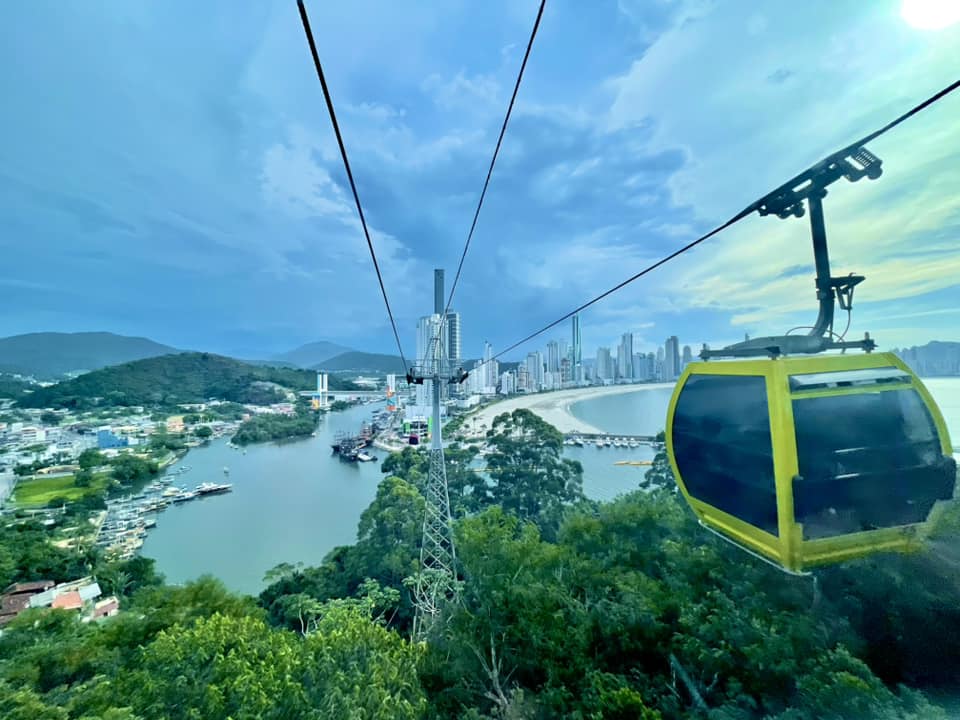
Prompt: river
<box><xmin>141</xmin><ymin>401</ymin><xmax>385</xmax><ymax>595</ymax></box>
<box><xmin>143</xmin><ymin>378</ymin><xmax>960</xmax><ymax>595</ymax></box>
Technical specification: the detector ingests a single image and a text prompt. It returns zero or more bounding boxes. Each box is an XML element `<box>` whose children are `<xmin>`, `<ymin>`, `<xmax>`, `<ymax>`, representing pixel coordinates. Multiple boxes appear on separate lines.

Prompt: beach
<box><xmin>463</xmin><ymin>383</ymin><xmax>675</xmax><ymax>435</ymax></box>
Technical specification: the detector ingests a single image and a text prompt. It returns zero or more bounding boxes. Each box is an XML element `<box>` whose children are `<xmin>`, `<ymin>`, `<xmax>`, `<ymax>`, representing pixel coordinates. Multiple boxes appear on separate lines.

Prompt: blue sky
<box><xmin>0</xmin><ymin>0</ymin><xmax>958</xmax><ymax>361</ymax></box>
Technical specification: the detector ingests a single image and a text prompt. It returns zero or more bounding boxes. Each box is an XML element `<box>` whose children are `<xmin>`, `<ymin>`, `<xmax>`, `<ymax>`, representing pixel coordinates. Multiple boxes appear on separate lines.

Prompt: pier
<box><xmin>564</xmin><ymin>433</ymin><xmax>660</xmax><ymax>444</ymax></box>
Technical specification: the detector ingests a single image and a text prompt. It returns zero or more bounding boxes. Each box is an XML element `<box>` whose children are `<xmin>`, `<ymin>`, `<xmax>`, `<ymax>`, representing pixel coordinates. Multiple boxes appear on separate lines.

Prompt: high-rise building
<box><xmin>632</xmin><ymin>352</ymin><xmax>644</xmax><ymax>380</ymax></box>
<box><xmin>617</xmin><ymin>332</ymin><xmax>633</xmax><ymax>380</ymax></box>
<box><xmin>596</xmin><ymin>347</ymin><xmax>613</xmax><ymax>381</ymax></box>
<box><xmin>571</xmin><ymin>314</ymin><xmax>582</xmax><ymax>383</ymax></box>
<box><xmin>482</xmin><ymin>341</ymin><xmax>498</xmax><ymax>393</ymax></box>
<box><xmin>681</xmin><ymin>344</ymin><xmax>693</xmax><ymax>370</ymax></box>
<box><xmin>526</xmin><ymin>351</ymin><xmax>544</xmax><ymax>391</ymax></box>
<box><xmin>415</xmin><ymin>314</ymin><xmax>445</xmax><ymax>410</ymax></box>
<box><xmin>445</xmin><ymin>311</ymin><xmax>461</xmax><ymax>366</ymax></box>
<box><xmin>500</xmin><ymin>371</ymin><xmax>515</xmax><ymax>395</ymax></box>
<box><xmin>546</xmin><ymin>341</ymin><xmax>560</xmax><ymax>374</ymax></box>
<box><xmin>665</xmin><ymin>336</ymin><xmax>681</xmax><ymax>380</ymax></box>
<box><xmin>558</xmin><ymin>339</ymin><xmax>568</xmax><ymax>368</ymax></box>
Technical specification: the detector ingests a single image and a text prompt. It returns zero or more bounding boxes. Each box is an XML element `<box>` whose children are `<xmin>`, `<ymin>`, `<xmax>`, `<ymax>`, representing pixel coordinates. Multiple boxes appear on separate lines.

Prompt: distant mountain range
<box><xmin>893</xmin><ymin>341</ymin><xmax>960</xmax><ymax>376</ymax></box>
<box><xmin>314</xmin><ymin>351</ymin><xmax>406</xmax><ymax>374</ymax></box>
<box><xmin>270</xmin><ymin>341</ymin><xmax>353</xmax><ymax>368</ymax></box>
<box><xmin>0</xmin><ymin>332</ymin><xmax>399</xmax><ymax>378</ymax></box>
<box><xmin>0</xmin><ymin>332</ymin><xmax>179</xmax><ymax>379</ymax></box>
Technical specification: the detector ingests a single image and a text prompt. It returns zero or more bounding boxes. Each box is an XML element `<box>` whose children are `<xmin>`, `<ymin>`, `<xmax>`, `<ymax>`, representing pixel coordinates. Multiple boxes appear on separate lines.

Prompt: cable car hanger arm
<box><xmin>701</xmin><ymin>146</ymin><xmax>883</xmax><ymax>360</ymax></box>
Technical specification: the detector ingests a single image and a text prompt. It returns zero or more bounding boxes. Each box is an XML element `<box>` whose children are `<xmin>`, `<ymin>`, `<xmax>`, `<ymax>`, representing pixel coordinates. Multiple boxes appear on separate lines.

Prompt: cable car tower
<box><xmin>408</xmin><ymin>269</ymin><xmax>466</xmax><ymax>637</ymax></box>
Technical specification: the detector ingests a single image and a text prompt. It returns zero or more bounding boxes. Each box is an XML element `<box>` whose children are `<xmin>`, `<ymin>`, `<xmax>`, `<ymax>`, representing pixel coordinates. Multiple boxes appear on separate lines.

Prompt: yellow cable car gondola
<box><xmin>665</xmin><ymin>143</ymin><xmax>956</xmax><ymax>573</ymax></box>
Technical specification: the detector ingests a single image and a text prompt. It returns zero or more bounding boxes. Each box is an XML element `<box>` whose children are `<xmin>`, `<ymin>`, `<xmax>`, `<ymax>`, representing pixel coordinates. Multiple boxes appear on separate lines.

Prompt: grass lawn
<box><xmin>13</xmin><ymin>472</ymin><xmax>110</xmax><ymax>507</ymax></box>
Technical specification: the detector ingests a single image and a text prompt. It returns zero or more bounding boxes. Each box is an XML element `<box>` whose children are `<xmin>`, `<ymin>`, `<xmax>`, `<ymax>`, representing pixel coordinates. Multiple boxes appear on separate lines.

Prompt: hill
<box><xmin>0</xmin><ymin>375</ymin><xmax>33</xmax><ymax>400</ymax></box>
<box><xmin>316</xmin><ymin>351</ymin><xmax>406</xmax><ymax>374</ymax></box>
<box><xmin>0</xmin><ymin>332</ymin><xmax>178</xmax><ymax>379</ymax></box>
<box><xmin>893</xmin><ymin>340</ymin><xmax>960</xmax><ymax>376</ymax></box>
<box><xmin>272</xmin><ymin>341</ymin><xmax>353</xmax><ymax>368</ymax></box>
<box><xmin>16</xmin><ymin>352</ymin><xmax>350</xmax><ymax>409</ymax></box>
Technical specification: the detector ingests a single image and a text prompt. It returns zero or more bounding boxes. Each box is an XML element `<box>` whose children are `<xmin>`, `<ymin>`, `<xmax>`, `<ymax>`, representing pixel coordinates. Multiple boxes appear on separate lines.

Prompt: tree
<box><xmin>39</xmin><ymin>411</ymin><xmax>60</xmax><ymax>426</ymax></box>
<box><xmin>78</xmin><ymin>449</ymin><xmax>106</xmax><ymax>470</ymax></box>
<box><xmin>109</xmin><ymin>455</ymin><xmax>158</xmax><ymax>484</ymax></box>
<box><xmin>194</xmin><ymin>425</ymin><xmax>213</xmax><ymax>439</ymax></box>
<box><xmin>74</xmin><ymin>468</ymin><xmax>93</xmax><ymax>488</ymax></box>
<box><xmin>484</xmin><ymin>409</ymin><xmax>584</xmax><ymax>536</ymax></box>
<box><xmin>278</xmin><ymin>593</ymin><xmax>324</xmax><ymax>636</ymax></box>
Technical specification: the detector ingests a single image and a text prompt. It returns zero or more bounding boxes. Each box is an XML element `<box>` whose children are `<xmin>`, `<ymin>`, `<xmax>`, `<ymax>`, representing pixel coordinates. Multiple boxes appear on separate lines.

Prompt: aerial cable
<box><xmin>428</xmin><ymin>0</ymin><xmax>546</xmax><ymax>370</ymax></box>
<box><xmin>478</xmin><ymin>77</ymin><xmax>960</xmax><ymax>369</ymax></box>
<box><xmin>297</xmin><ymin>0</ymin><xmax>411</xmax><ymax>373</ymax></box>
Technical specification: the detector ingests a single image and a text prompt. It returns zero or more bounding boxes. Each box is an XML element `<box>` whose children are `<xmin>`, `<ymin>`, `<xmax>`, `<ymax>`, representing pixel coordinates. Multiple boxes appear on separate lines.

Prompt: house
<box><xmin>0</xmin><ymin>580</ymin><xmax>55</xmax><ymax>626</ymax></box>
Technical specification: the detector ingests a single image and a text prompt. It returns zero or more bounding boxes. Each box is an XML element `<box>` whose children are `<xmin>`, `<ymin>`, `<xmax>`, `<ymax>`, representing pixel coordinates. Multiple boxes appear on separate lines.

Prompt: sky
<box><xmin>0</xmin><ymin>0</ymin><xmax>958</xmax><ymax>361</ymax></box>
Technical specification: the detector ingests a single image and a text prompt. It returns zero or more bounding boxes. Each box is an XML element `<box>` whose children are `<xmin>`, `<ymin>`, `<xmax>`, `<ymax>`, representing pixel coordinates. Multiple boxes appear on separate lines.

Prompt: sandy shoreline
<box><xmin>463</xmin><ymin>383</ymin><xmax>674</xmax><ymax>435</ymax></box>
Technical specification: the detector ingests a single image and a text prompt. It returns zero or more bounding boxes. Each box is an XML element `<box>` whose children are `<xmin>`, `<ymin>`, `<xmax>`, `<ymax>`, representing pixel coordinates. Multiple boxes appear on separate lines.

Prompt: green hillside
<box><xmin>16</xmin><ymin>352</ymin><xmax>345</xmax><ymax>409</ymax></box>
<box><xmin>0</xmin><ymin>331</ymin><xmax>178</xmax><ymax>378</ymax></box>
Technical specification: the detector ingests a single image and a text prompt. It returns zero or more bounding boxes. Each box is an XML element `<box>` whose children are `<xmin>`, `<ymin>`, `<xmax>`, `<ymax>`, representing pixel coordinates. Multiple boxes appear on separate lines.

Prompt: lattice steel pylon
<box><xmin>409</xmin><ymin>269</ymin><xmax>463</xmax><ymax>638</ymax></box>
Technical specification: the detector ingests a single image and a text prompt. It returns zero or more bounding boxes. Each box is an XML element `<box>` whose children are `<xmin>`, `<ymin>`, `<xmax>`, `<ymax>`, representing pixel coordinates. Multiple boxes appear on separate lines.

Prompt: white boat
<box><xmin>356</xmin><ymin>452</ymin><xmax>377</xmax><ymax>462</ymax></box>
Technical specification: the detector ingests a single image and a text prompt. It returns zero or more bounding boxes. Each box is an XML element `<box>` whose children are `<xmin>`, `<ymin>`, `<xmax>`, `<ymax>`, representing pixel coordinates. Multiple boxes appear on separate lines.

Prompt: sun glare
<box><xmin>901</xmin><ymin>0</ymin><xmax>960</xmax><ymax>29</ymax></box>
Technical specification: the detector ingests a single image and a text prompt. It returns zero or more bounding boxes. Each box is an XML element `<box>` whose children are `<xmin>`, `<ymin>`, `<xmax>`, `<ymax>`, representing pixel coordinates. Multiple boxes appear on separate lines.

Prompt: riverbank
<box><xmin>464</xmin><ymin>383</ymin><xmax>674</xmax><ymax>435</ymax></box>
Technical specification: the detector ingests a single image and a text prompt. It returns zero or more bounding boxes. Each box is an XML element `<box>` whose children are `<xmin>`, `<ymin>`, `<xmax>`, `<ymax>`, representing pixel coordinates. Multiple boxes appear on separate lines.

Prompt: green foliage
<box><xmin>484</xmin><ymin>409</ymin><xmax>584</xmax><ymax>537</ymax></box>
<box><xmin>0</xmin><ymin>574</ymin><xmax>425</xmax><ymax>720</ymax></box>
<box><xmin>329</xmin><ymin>399</ymin><xmax>351</xmax><ymax>411</ymax></box>
<box><xmin>0</xmin><ymin>375</ymin><xmax>32</xmax><ymax>401</ymax></box>
<box><xmin>109</xmin><ymin>455</ymin><xmax>158</xmax><ymax>485</ymax></box>
<box><xmin>232</xmin><ymin>406</ymin><xmax>318</xmax><ymax>445</ymax></box>
<box><xmin>39</xmin><ymin>411</ymin><xmax>61</xmax><ymax>425</ymax></box>
<box><xmin>17</xmin><ymin>352</ymin><xmax>320</xmax><ymax>409</ymax></box>
<box><xmin>193</xmin><ymin>425</ymin><xmax>213</xmax><ymax>439</ymax></box>
<box><xmin>77</xmin><ymin>449</ymin><xmax>106</xmax><ymax>470</ymax></box>
<box><xmin>74</xmin><ymin>469</ymin><xmax>93</xmax><ymax>487</ymax></box>
<box><xmin>0</xmin><ymin>519</ymin><xmax>97</xmax><ymax>589</ymax></box>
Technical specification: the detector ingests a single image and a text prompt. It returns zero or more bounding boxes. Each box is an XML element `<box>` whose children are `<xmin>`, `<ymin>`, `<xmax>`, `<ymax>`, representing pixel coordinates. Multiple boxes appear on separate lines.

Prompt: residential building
<box><xmin>445</xmin><ymin>311</ymin><xmax>461</xmax><ymax>366</ymax></box>
<box><xmin>596</xmin><ymin>347</ymin><xmax>613</xmax><ymax>381</ymax></box>
<box><xmin>571</xmin><ymin>313</ymin><xmax>582</xmax><ymax>383</ymax></box>
<box><xmin>618</xmin><ymin>333</ymin><xmax>633</xmax><ymax>380</ymax></box>
<box><xmin>665</xmin><ymin>336</ymin><xmax>681</xmax><ymax>380</ymax></box>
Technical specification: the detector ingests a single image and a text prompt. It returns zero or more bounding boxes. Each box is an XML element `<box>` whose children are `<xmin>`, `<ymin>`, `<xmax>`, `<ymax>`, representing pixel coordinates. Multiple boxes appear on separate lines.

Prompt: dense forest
<box><xmin>16</xmin><ymin>353</ymin><xmax>356</xmax><ymax>409</ymax></box>
<box><xmin>2</xmin><ymin>409</ymin><xmax>959</xmax><ymax>718</ymax></box>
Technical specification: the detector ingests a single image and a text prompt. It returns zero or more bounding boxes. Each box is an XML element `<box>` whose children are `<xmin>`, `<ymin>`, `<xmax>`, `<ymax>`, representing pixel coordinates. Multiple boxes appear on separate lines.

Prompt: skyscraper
<box><xmin>445</xmin><ymin>311</ymin><xmax>461</xmax><ymax>366</ymax></box>
<box><xmin>571</xmin><ymin>314</ymin><xmax>582</xmax><ymax>383</ymax></box>
<box><xmin>546</xmin><ymin>340</ymin><xmax>560</xmax><ymax>373</ymax></box>
<box><xmin>482</xmin><ymin>341</ymin><xmax>498</xmax><ymax>392</ymax></box>
<box><xmin>665</xmin><ymin>336</ymin><xmax>680</xmax><ymax>380</ymax></box>
<box><xmin>682</xmin><ymin>344</ymin><xmax>693</xmax><ymax>370</ymax></box>
<box><xmin>618</xmin><ymin>332</ymin><xmax>633</xmax><ymax>380</ymax></box>
<box><xmin>526</xmin><ymin>351</ymin><xmax>544</xmax><ymax>391</ymax></box>
<box><xmin>596</xmin><ymin>347</ymin><xmax>613</xmax><ymax>381</ymax></box>
<box><xmin>415</xmin><ymin>314</ymin><xmax>445</xmax><ymax>410</ymax></box>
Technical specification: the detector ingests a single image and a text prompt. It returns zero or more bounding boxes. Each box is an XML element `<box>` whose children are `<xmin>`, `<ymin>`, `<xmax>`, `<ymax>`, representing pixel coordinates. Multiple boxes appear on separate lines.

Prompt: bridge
<box><xmin>298</xmin><ymin>389</ymin><xmax>385</xmax><ymax>401</ymax></box>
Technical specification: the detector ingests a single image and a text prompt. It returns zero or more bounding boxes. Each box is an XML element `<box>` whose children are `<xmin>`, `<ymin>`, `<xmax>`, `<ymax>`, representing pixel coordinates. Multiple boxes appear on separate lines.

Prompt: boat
<box><xmin>196</xmin><ymin>482</ymin><xmax>233</xmax><ymax>496</ymax></box>
<box><xmin>356</xmin><ymin>452</ymin><xmax>377</xmax><ymax>462</ymax></box>
<box><xmin>173</xmin><ymin>491</ymin><xmax>197</xmax><ymax>503</ymax></box>
<box><xmin>223</xmin><ymin>466</ymin><xmax>230</xmax><ymax>475</ymax></box>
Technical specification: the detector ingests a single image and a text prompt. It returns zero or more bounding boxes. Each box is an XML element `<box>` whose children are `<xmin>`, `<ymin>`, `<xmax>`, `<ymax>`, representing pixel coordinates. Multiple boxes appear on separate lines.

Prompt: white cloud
<box><xmin>422</xmin><ymin>70</ymin><xmax>500</xmax><ymax>111</ymax></box>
